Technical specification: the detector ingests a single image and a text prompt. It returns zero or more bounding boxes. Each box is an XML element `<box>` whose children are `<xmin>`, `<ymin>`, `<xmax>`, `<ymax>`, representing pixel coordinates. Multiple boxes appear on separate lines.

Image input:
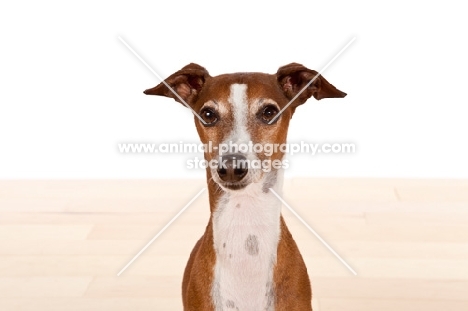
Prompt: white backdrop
<box><xmin>1</xmin><ymin>1</ymin><xmax>467</xmax><ymax>179</ymax></box>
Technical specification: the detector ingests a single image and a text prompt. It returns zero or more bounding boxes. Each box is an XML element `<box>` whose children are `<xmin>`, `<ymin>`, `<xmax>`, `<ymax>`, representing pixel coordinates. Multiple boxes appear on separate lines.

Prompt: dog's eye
<box><xmin>259</xmin><ymin>105</ymin><xmax>279</xmax><ymax>124</ymax></box>
<box><xmin>200</xmin><ymin>108</ymin><xmax>219</xmax><ymax>126</ymax></box>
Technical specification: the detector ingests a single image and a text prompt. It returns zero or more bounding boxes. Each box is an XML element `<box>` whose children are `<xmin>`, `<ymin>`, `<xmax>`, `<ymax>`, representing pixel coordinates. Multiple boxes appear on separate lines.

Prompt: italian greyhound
<box><xmin>144</xmin><ymin>63</ymin><xmax>346</xmax><ymax>311</ymax></box>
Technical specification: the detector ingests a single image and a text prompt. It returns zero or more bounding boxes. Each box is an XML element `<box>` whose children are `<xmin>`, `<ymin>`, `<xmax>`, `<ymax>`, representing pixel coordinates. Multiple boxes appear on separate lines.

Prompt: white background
<box><xmin>1</xmin><ymin>1</ymin><xmax>467</xmax><ymax>179</ymax></box>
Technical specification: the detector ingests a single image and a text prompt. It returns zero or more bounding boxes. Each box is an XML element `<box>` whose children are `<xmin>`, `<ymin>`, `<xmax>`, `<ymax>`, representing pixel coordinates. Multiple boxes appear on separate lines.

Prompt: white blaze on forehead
<box><xmin>227</xmin><ymin>84</ymin><xmax>251</xmax><ymax>145</ymax></box>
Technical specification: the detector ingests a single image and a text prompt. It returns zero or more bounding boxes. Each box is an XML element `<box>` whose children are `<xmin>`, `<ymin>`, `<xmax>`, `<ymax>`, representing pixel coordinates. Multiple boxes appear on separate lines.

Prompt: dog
<box><xmin>144</xmin><ymin>63</ymin><xmax>346</xmax><ymax>310</ymax></box>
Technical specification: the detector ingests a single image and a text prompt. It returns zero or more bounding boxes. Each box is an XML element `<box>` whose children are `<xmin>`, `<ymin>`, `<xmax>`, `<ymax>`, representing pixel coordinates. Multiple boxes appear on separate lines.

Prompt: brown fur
<box><xmin>145</xmin><ymin>63</ymin><xmax>346</xmax><ymax>310</ymax></box>
<box><xmin>274</xmin><ymin>217</ymin><xmax>313</xmax><ymax>311</ymax></box>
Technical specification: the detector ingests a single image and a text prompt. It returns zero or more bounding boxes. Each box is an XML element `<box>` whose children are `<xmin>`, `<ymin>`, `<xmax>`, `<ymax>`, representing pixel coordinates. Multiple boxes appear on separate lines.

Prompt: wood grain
<box><xmin>0</xmin><ymin>179</ymin><xmax>467</xmax><ymax>310</ymax></box>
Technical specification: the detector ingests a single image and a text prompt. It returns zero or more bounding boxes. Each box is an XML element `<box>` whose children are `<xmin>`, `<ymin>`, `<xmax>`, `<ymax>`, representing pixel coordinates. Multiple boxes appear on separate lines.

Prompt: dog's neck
<box><xmin>208</xmin><ymin>169</ymin><xmax>283</xmax><ymax>311</ymax></box>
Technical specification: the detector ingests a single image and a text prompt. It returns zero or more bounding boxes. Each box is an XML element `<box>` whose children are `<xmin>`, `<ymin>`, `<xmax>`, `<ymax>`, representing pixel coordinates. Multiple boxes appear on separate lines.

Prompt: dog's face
<box><xmin>145</xmin><ymin>63</ymin><xmax>346</xmax><ymax>191</ymax></box>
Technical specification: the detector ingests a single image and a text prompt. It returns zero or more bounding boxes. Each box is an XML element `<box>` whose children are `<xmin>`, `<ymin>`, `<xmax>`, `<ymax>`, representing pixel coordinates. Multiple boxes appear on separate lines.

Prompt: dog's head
<box><xmin>145</xmin><ymin>63</ymin><xmax>346</xmax><ymax>191</ymax></box>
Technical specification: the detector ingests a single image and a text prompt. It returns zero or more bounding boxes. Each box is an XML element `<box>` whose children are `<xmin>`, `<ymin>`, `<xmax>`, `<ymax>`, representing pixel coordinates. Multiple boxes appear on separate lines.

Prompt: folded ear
<box><xmin>276</xmin><ymin>63</ymin><xmax>346</xmax><ymax>106</ymax></box>
<box><xmin>144</xmin><ymin>63</ymin><xmax>210</xmax><ymax>107</ymax></box>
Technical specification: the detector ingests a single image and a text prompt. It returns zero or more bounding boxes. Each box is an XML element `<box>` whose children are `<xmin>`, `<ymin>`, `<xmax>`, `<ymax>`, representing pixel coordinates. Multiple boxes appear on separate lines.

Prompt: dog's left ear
<box><xmin>276</xmin><ymin>63</ymin><xmax>346</xmax><ymax>106</ymax></box>
<box><xmin>144</xmin><ymin>63</ymin><xmax>210</xmax><ymax>107</ymax></box>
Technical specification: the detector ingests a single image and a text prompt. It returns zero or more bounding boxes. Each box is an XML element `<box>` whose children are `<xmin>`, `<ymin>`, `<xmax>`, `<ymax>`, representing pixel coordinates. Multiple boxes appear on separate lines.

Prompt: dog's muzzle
<box><xmin>216</xmin><ymin>154</ymin><xmax>248</xmax><ymax>190</ymax></box>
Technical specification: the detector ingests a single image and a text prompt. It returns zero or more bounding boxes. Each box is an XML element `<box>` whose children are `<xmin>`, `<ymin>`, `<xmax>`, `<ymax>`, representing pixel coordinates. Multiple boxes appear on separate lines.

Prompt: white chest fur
<box><xmin>211</xmin><ymin>183</ymin><xmax>282</xmax><ymax>311</ymax></box>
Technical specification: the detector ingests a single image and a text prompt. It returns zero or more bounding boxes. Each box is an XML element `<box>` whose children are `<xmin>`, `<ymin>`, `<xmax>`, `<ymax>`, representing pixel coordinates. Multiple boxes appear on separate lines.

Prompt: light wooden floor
<box><xmin>1</xmin><ymin>179</ymin><xmax>468</xmax><ymax>310</ymax></box>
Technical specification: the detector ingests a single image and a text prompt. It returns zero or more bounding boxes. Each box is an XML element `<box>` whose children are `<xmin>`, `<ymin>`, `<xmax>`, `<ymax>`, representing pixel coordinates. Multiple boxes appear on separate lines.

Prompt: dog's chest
<box><xmin>211</xmin><ymin>192</ymin><xmax>281</xmax><ymax>311</ymax></box>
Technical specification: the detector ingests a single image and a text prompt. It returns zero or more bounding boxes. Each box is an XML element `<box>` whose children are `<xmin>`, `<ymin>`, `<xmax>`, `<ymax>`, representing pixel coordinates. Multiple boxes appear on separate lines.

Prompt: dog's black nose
<box><xmin>217</xmin><ymin>154</ymin><xmax>248</xmax><ymax>183</ymax></box>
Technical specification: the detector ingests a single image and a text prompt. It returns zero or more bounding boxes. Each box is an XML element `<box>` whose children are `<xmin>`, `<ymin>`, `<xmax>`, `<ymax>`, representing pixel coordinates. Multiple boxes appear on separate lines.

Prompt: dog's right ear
<box><xmin>144</xmin><ymin>63</ymin><xmax>210</xmax><ymax>107</ymax></box>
